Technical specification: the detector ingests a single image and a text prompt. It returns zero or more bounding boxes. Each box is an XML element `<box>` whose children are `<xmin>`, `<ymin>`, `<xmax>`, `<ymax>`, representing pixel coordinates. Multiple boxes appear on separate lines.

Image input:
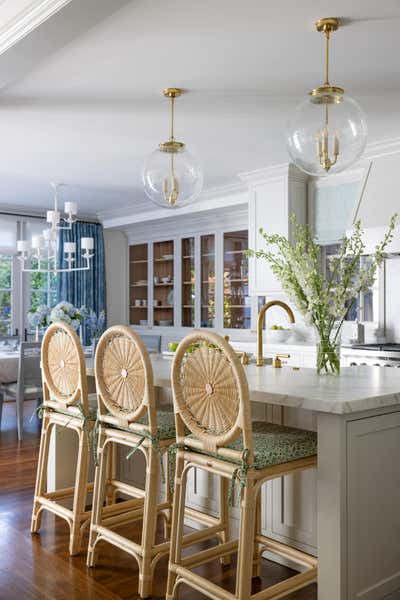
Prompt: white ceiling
<box><xmin>0</xmin><ymin>0</ymin><xmax>399</xmax><ymax>218</ymax></box>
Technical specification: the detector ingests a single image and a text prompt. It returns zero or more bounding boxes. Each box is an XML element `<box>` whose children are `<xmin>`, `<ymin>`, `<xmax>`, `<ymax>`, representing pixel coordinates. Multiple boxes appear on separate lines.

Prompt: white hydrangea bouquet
<box><xmin>248</xmin><ymin>215</ymin><xmax>397</xmax><ymax>375</ymax></box>
<box><xmin>50</xmin><ymin>301</ymin><xmax>83</xmax><ymax>331</ymax></box>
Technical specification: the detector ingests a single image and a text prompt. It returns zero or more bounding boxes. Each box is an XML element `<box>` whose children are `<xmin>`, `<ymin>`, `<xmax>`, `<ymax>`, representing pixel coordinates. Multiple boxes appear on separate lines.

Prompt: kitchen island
<box><xmin>51</xmin><ymin>359</ymin><xmax>400</xmax><ymax>600</ymax></box>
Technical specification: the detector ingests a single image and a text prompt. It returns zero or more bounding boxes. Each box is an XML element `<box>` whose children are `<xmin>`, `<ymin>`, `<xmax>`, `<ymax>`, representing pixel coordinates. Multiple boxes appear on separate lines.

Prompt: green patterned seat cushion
<box><xmin>191</xmin><ymin>422</ymin><xmax>317</xmax><ymax>470</ymax></box>
<box><xmin>109</xmin><ymin>408</ymin><xmax>176</xmax><ymax>440</ymax></box>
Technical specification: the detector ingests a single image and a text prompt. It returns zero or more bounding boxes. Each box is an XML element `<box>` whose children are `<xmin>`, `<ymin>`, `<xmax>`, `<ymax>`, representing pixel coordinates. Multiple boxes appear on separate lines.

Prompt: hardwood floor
<box><xmin>0</xmin><ymin>401</ymin><xmax>317</xmax><ymax>599</ymax></box>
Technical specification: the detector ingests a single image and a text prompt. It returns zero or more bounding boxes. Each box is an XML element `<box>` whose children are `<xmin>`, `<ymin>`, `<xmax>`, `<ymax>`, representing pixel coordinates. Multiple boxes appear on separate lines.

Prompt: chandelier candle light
<box><xmin>16</xmin><ymin>183</ymin><xmax>94</xmax><ymax>274</ymax></box>
<box><xmin>142</xmin><ymin>88</ymin><xmax>203</xmax><ymax>209</ymax></box>
<box><xmin>286</xmin><ymin>18</ymin><xmax>368</xmax><ymax>176</ymax></box>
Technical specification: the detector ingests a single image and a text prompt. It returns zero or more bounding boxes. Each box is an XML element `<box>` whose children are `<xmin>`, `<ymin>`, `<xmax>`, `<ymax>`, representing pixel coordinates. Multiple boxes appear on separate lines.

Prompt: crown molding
<box><xmin>364</xmin><ymin>137</ymin><xmax>400</xmax><ymax>160</ymax></box>
<box><xmin>98</xmin><ymin>181</ymin><xmax>247</xmax><ymax>228</ymax></box>
<box><xmin>0</xmin><ymin>0</ymin><xmax>72</xmax><ymax>55</ymax></box>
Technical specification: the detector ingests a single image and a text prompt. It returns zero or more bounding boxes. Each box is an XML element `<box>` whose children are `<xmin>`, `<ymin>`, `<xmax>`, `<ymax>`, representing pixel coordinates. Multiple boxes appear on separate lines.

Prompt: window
<box><xmin>321</xmin><ymin>243</ymin><xmax>380</xmax><ymax>323</ymax></box>
<box><xmin>0</xmin><ymin>254</ymin><xmax>13</xmax><ymax>334</ymax></box>
<box><xmin>29</xmin><ymin>259</ymin><xmax>57</xmax><ymax>311</ymax></box>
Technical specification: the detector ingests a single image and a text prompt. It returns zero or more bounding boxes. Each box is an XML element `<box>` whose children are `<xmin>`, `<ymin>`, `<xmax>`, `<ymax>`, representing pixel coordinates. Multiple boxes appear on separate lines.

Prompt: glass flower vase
<box><xmin>315</xmin><ymin>324</ymin><xmax>342</xmax><ymax>375</ymax></box>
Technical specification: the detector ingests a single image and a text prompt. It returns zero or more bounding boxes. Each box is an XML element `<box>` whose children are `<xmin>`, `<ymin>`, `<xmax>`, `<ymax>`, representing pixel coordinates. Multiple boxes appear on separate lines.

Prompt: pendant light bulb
<box><xmin>142</xmin><ymin>88</ymin><xmax>203</xmax><ymax>208</ymax></box>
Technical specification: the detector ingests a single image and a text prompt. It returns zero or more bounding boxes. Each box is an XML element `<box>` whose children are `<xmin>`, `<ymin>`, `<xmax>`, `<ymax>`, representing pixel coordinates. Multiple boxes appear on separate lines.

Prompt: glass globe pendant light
<box><xmin>142</xmin><ymin>88</ymin><xmax>203</xmax><ymax>208</ymax></box>
<box><xmin>286</xmin><ymin>18</ymin><xmax>367</xmax><ymax>176</ymax></box>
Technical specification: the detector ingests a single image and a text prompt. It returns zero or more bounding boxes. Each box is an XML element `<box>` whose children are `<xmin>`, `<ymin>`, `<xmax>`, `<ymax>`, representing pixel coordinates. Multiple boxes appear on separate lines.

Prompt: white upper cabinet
<box><xmin>240</xmin><ymin>163</ymin><xmax>307</xmax><ymax>295</ymax></box>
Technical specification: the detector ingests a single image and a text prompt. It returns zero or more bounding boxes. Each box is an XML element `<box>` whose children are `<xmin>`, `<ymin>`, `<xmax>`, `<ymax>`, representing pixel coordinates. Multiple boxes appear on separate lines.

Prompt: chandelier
<box><xmin>286</xmin><ymin>18</ymin><xmax>367</xmax><ymax>176</ymax></box>
<box><xmin>142</xmin><ymin>88</ymin><xmax>203</xmax><ymax>208</ymax></box>
<box><xmin>16</xmin><ymin>183</ymin><xmax>94</xmax><ymax>273</ymax></box>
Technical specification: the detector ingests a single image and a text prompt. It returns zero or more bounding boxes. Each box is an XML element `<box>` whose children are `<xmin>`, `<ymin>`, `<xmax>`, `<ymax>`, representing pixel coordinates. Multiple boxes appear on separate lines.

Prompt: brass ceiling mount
<box><xmin>163</xmin><ymin>87</ymin><xmax>183</xmax><ymax>99</ymax></box>
<box><xmin>315</xmin><ymin>17</ymin><xmax>340</xmax><ymax>34</ymax></box>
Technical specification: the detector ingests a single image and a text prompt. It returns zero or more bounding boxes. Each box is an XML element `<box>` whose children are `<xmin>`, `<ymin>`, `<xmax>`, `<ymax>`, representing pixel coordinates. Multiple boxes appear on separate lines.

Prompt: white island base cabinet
<box><xmin>318</xmin><ymin>408</ymin><xmax>400</xmax><ymax>600</ymax></box>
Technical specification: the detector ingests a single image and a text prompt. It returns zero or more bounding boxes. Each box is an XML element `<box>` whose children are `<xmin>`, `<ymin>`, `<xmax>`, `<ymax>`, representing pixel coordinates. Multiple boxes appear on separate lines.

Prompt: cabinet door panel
<box><xmin>249</xmin><ymin>180</ymin><xmax>287</xmax><ymax>295</ymax></box>
<box><xmin>262</xmin><ymin>406</ymin><xmax>318</xmax><ymax>555</ymax></box>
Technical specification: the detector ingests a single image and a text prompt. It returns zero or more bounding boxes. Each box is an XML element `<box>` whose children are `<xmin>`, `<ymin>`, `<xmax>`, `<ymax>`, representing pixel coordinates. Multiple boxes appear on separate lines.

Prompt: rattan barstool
<box><xmin>166</xmin><ymin>330</ymin><xmax>318</xmax><ymax>600</ymax></box>
<box><xmin>31</xmin><ymin>321</ymin><xmax>95</xmax><ymax>555</ymax></box>
<box><xmin>87</xmin><ymin>325</ymin><xmax>229</xmax><ymax>599</ymax></box>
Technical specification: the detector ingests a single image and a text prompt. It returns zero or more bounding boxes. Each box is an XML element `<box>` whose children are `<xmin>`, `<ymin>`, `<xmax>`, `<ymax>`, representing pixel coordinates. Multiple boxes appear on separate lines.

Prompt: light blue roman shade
<box><xmin>313</xmin><ymin>181</ymin><xmax>361</xmax><ymax>244</ymax></box>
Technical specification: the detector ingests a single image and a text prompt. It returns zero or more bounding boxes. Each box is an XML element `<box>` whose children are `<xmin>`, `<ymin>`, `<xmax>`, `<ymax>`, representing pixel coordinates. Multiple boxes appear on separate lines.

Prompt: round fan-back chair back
<box><xmin>172</xmin><ymin>330</ymin><xmax>253</xmax><ymax>455</ymax></box>
<box><xmin>41</xmin><ymin>321</ymin><xmax>87</xmax><ymax>409</ymax></box>
<box><xmin>95</xmin><ymin>325</ymin><xmax>155</xmax><ymax>429</ymax></box>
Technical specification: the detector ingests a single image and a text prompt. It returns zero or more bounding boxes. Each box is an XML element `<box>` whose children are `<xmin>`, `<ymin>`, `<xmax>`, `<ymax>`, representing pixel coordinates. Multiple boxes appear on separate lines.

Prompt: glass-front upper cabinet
<box><xmin>223</xmin><ymin>230</ymin><xmax>250</xmax><ymax>329</ymax></box>
<box><xmin>129</xmin><ymin>244</ymin><xmax>148</xmax><ymax>326</ymax></box>
<box><xmin>182</xmin><ymin>237</ymin><xmax>195</xmax><ymax>327</ymax></box>
<box><xmin>201</xmin><ymin>234</ymin><xmax>215</xmax><ymax>327</ymax></box>
<box><xmin>153</xmin><ymin>240</ymin><xmax>174</xmax><ymax>327</ymax></box>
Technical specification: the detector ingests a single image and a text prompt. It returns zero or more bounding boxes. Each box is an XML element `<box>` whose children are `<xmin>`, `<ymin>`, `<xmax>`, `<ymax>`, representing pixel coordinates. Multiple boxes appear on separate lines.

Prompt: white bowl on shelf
<box><xmin>161</xmin><ymin>277</ymin><xmax>171</xmax><ymax>283</ymax></box>
<box><xmin>268</xmin><ymin>328</ymin><xmax>291</xmax><ymax>343</ymax></box>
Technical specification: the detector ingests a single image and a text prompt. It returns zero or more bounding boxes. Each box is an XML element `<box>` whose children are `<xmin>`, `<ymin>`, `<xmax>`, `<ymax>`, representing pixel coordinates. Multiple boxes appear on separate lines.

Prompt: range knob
<box><xmin>350</xmin><ymin>362</ymin><xmax>357</xmax><ymax>367</ymax></box>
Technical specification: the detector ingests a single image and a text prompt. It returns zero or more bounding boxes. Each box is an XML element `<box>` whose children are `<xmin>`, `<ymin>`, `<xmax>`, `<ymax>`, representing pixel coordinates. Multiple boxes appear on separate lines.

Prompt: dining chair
<box><xmin>166</xmin><ymin>330</ymin><xmax>318</xmax><ymax>600</ymax></box>
<box><xmin>87</xmin><ymin>325</ymin><xmax>223</xmax><ymax>599</ymax></box>
<box><xmin>1</xmin><ymin>341</ymin><xmax>42</xmax><ymax>440</ymax></box>
<box><xmin>31</xmin><ymin>321</ymin><xmax>96</xmax><ymax>555</ymax></box>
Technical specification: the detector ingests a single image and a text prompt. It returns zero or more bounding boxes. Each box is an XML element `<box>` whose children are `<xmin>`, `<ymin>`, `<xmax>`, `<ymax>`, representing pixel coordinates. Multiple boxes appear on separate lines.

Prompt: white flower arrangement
<box><xmin>50</xmin><ymin>301</ymin><xmax>82</xmax><ymax>331</ymax></box>
<box><xmin>248</xmin><ymin>215</ymin><xmax>397</xmax><ymax>374</ymax></box>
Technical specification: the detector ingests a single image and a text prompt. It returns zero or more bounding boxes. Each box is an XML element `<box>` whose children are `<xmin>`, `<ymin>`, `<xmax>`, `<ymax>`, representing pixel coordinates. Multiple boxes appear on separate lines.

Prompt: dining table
<box><xmin>0</xmin><ymin>348</ymin><xmax>19</xmax><ymax>385</ymax></box>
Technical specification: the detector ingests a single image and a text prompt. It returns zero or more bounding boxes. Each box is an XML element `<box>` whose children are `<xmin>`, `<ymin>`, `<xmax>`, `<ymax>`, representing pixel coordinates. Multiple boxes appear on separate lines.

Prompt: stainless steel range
<box><xmin>342</xmin><ymin>344</ymin><xmax>400</xmax><ymax>368</ymax></box>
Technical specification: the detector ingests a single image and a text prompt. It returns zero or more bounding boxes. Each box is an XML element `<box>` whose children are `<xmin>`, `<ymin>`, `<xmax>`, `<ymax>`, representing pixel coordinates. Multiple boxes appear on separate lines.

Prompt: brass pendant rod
<box><xmin>324</xmin><ymin>30</ymin><xmax>330</xmax><ymax>85</ymax></box>
<box><xmin>170</xmin><ymin>96</ymin><xmax>175</xmax><ymax>142</ymax></box>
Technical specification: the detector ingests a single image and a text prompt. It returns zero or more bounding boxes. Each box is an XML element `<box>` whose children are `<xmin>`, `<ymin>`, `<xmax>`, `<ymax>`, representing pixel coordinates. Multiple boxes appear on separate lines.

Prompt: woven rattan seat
<box><xmin>166</xmin><ymin>330</ymin><xmax>318</xmax><ymax>600</ymax></box>
<box><xmin>31</xmin><ymin>322</ymin><xmax>94</xmax><ymax>556</ymax></box>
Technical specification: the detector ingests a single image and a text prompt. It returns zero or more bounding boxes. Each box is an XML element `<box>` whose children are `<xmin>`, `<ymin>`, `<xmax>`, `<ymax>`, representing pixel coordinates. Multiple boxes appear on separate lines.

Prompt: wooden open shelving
<box><xmin>153</xmin><ymin>240</ymin><xmax>174</xmax><ymax>326</ymax></box>
<box><xmin>129</xmin><ymin>244</ymin><xmax>148</xmax><ymax>325</ymax></box>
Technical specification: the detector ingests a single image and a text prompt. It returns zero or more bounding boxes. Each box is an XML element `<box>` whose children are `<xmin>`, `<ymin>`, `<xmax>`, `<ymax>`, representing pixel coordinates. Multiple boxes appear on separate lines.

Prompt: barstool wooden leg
<box><xmin>139</xmin><ymin>447</ymin><xmax>160</xmax><ymax>599</ymax></box>
<box><xmin>164</xmin><ymin>449</ymin><xmax>172</xmax><ymax>539</ymax></box>
<box><xmin>69</xmin><ymin>428</ymin><xmax>89</xmax><ymax>555</ymax></box>
<box><xmin>252</xmin><ymin>488</ymin><xmax>262</xmax><ymax>578</ymax></box>
<box><xmin>105</xmin><ymin>441</ymin><xmax>117</xmax><ymax>505</ymax></box>
<box><xmin>166</xmin><ymin>451</ymin><xmax>186</xmax><ymax>600</ymax></box>
<box><xmin>31</xmin><ymin>416</ymin><xmax>52</xmax><ymax>533</ymax></box>
<box><xmin>87</xmin><ymin>429</ymin><xmax>109</xmax><ymax>567</ymax></box>
<box><xmin>235</xmin><ymin>481</ymin><xmax>257</xmax><ymax>599</ymax></box>
<box><xmin>218</xmin><ymin>475</ymin><xmax>231</xmax><ymax>566</ymax></box>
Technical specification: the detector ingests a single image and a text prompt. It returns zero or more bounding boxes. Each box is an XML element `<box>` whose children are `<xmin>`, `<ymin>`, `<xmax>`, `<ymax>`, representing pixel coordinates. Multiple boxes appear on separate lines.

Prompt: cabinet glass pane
<box><xmin>201</xmin><ymin>234</ymin><xmax>215</xmax><ymax>327</ymax></box>
<box><xmin>153</xmin><ymin>240</ymin><xmax>174</xmax><ymax>327</ymax></box>
<box><xmin>129</xmin><ymin>244</ymin><xmax>148</xmax><ymax>326</ymax></box>
<box><xmin>223</xmin><ymin>230</ymin><xmax>250</xmax><ymax>329</ymax></box>
<box><xmin>182</xmin><ymin>237</ymin><xmax>195</xmax><ymax>327</ymax></box>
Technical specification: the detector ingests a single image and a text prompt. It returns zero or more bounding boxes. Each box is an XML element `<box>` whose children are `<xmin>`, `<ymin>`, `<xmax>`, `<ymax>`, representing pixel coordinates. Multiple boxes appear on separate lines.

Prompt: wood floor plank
<box><xmin>0</xmin><ymin>401</ymin><xmax>317</xmax><ymax>599</ymax></box>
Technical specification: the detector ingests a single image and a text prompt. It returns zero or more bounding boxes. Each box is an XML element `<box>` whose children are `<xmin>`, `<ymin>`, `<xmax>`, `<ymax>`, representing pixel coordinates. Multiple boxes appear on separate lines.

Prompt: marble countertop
<box><xmin>148</xmin><ymin>356</ymin><xmax>400</xmax><ymax>415</ymax></box>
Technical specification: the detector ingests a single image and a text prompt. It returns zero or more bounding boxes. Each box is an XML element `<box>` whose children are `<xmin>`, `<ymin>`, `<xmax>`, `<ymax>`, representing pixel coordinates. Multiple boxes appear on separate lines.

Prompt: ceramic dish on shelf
<box><xmin>161</xmin><ymin>277</ymin><xmax>171</xmax><ymax>284</ymax></box>
<box><xmin>161</xmin><ymin>254</ymin><xmax>174</xmax><ymax>260</ymax></box>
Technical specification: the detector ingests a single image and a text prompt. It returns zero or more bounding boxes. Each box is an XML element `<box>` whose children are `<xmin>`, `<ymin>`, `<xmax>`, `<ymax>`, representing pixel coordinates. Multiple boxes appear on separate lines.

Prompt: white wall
<box><xmin>104</xmin><ymin>229</ymin><xmax>128</xmax><ymax>325</ymax></box>
<box><xmin>357</xmin><ymin>151</ymin><xmax>400</xmax><ymax>228</ymax></box>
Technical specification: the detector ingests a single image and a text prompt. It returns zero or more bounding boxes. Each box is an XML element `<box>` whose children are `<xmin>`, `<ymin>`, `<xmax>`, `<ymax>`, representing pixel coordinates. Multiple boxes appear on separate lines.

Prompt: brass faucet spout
<box><xmin>257</xmin><ymin>301</ymin><xmax>295</xmax><ymax>366</ymax></box>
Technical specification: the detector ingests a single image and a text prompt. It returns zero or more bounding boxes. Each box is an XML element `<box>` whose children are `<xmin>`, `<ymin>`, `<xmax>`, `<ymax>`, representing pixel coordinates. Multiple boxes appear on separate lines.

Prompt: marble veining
<box><xmin>150</xmin><ymin>356</ymin><xmax>400</xmax><ymax>415</ymax></box>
